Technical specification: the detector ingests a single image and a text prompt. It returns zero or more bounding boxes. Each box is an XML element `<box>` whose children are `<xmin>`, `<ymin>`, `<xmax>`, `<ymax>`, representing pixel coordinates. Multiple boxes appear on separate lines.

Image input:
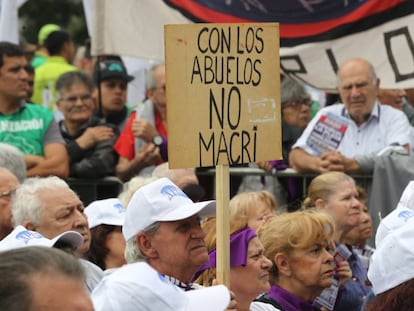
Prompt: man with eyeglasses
<box><xmin>0</xmin><ymin>168</ymin><xmax>19</xmax><ymax>240</ymax></box>
<box><xmin>55</xmin><ymin>71</ymin><xmax>118</xmax><ymax>178</ymax></box>
<box><xmin>114</xmin><ymin>63</ymin><xmax>167</xmax><ymax>182</ymax></box>
<box><xmin>289</xmin><ymin>57</ymin><xmax>411</xmax><ymax>174</ymax></box>
<box><xmin>0</xmin><ymin>42</ymin><xmax>69</xmax><ymax>178</ymax></box>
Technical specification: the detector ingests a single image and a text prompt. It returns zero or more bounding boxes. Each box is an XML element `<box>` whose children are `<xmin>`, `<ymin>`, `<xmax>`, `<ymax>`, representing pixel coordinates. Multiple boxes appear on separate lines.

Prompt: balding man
<box><xmin>289</xmin><ymin>57</ymin><xmax>411</xmax><ymax>174</ymax></box>
<box><xmin>0</xmin><ymin>168</ymin><xmax>19</xmax><ymax>240</ymax></box>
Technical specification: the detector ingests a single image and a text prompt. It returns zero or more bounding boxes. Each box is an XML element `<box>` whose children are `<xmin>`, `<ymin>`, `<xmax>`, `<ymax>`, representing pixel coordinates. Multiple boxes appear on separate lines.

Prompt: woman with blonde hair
<box><xmin>229</xmin><ymin>191</ymin><xmax>277</xmax><ymax>231</ymax></box>
<box><xmin>251</xmin><ymin>209</ymin><xmax>351</xmax><ymax>311</ymax></box>
<box><xmin>193</xmin><ymin>218</ymin><xmax>272</xmax><ymax>311</ymax></box>
<box><xmin>303</xmin><ymin>172</ymin><xmax>372</xmax><ymax>311</ymax></box>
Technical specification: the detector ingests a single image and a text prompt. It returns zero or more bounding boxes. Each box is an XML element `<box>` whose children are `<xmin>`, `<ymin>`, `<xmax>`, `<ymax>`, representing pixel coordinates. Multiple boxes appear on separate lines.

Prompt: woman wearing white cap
<box><xmin>84</xmin><ymin>198</ymin><xmax>127</xmax><ymax>272</ymax></box>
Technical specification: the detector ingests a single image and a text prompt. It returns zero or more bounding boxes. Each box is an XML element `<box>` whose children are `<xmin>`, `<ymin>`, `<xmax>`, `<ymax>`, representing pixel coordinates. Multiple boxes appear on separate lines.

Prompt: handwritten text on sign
<box><xmin>165</xmin><ymin>24</ymin><xmax>281</xmax><ymax>169</ymax></box>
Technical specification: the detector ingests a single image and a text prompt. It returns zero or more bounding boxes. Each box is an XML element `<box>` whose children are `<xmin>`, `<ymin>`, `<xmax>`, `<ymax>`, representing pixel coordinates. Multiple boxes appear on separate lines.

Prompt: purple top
<box><xmin>192</xmin><ymin>227</ymin><xmax>257</xmax><ymax>281</ymax></box>
<box><xmin>267</xmin><ymin>285</ymin><xmax>316</xmax><ymax>311</ymax></box>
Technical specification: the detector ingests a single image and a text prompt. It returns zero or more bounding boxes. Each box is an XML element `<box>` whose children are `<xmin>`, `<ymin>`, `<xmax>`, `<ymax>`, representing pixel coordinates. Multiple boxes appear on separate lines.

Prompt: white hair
<box><xmin>124</xmin><ymin>222</ymin><xmax>160</xmax><ymax>263</ymax></box>
<box><xmin>12</xmin><ymin>176</ymin><xmax>74</xmax><ymax>227</ymax></box>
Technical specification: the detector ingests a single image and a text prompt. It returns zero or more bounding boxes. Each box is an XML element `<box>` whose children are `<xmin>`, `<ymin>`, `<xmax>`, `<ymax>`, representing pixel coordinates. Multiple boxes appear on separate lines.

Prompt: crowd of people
<box><xmin>0</xmin><ymin>22</ymin><xmax>414</xmax><ymax>310</ymax></box>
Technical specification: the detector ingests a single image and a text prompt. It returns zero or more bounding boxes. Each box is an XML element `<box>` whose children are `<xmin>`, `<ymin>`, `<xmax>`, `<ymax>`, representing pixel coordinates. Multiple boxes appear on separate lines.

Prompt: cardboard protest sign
<box><xmin>165</xmin><ymin>23</ymin><xmax>281</xmax><ymax>169</ymax></box>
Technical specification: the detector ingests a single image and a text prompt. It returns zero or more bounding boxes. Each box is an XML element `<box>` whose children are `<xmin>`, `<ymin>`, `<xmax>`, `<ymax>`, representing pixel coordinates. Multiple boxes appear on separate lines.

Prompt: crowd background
<box><xmin>1</xmin><ymin>1</ymin><xmax>414</xmax><ymax>310</ymax></box>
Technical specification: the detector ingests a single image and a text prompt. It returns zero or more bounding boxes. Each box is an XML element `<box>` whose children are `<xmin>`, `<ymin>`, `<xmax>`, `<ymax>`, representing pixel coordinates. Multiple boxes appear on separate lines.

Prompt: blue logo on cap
<box><xmin>160</xmin><ymin>185</ymin><xmax>188</xmax><ymax>200</ymax></box>
<box><xmin>113</xmin><ymin>203</ymin><xmax>126</xmax><ymax>213</ymax></box>
<box><xmin>398</xmin><ymin>210</ymin><xmax>414</xmax><ymax>222</ymax></box>
<box><xmin>16</xmin><ymin>230</ymin><xmax>43</xmax><ymax>244</ymax></box>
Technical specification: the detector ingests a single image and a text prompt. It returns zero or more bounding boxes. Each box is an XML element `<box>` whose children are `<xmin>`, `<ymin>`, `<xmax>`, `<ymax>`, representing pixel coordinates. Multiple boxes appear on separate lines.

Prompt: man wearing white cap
<box><xmin>0</xmin><ymin>225</ymin><xmax>83</xmax><ymax>252</ymax></box>
<box><xmin>11</xmin><ymin>176</ymin><xmax>104</xmax><ymax>292</ymax></box>
<box><xmin>92</xmin><ymin>177</ymin><xmax>232</xmax><ymax>310</ymax></box>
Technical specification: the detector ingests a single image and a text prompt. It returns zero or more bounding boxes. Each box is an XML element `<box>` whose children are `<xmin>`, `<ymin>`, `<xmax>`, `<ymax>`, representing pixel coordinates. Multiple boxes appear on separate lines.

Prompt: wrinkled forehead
<box><xmin>37</xmin><ymin>186</ymin><xmax>81</xmax><ymax>206</ymax></box>
<box><xmin>339</xmin><ymin>70</ymin><xmax>372</xmax><ymax>87</ymax></box>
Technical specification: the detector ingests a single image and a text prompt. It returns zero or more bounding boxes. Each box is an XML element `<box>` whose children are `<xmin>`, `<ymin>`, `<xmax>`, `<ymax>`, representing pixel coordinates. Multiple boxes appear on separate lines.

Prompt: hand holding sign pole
<box><xmin>165</xmin><ymin>23</ymin><xmax>281</xmax><ymax>287</ymax></box>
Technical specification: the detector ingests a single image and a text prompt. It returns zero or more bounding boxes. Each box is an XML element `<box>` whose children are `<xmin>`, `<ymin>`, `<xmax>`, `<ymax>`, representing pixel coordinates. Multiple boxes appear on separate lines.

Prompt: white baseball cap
<box><xmin>0</xmin><ymin>225</ymin><xmax>83</xmax><ymax>251</ymax></box>
<box><xmin>375</xmin><ymin>181</ymin><xmax>414</xmax><ymax>247</ymax></box>
<box><xmin>91</xmin><ymin>261</ymin><xmax>230</xmax><ymax>311</ymax></box>
<box><xmin>122</xmin><ymin>177</ymin><xmax>215</xmax><ymax>241</ymax></box>
<box><xmin>368</xmin><ymin>223</ymin><xmax>414</xmax><ymax>295</ymax></box>
<box><xmin>85</xmin><ymin>198</ymin><xmax>126</xmax><ymax>229</ymax></box>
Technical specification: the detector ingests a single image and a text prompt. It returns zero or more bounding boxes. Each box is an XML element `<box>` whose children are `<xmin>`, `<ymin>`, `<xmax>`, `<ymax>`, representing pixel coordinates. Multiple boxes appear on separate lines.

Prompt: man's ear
<box><xmin>136</xmin><ymin>233</ymin><xmax>157</xmax><ymax>258</ymax></box>
<box><xmin>375</xmin><ymin>77</ymin><xmax>381</xmax><ymax>93</ymax></box>
<box><xmin>315</xmin><ymin>198</ymin><xmax>326</xmax><ymax>210</ymax></box>
<box><xmin>146</xmin><ymin>88</ymin><xmax>154</xmax><ymax>101</ymax></box>
<box><xmin>23</xmin><ymin>221</ymin><xmax>36</xmax><ymax>231</ymax></box>
<box><xmin>55</xmin><ymin>99</ymin><xmax>63</xmax><ymax>111</ymax></box>
<box><xmin>274</xmin><ymin>253</ymin><xmax>292</xmax><ymax>277</ymax></box>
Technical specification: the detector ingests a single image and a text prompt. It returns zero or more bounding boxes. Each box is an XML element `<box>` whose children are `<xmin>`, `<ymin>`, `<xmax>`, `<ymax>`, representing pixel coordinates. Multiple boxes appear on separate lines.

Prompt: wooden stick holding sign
<box><xmin>165</xmin><ymin>23</ymin><xmax>281</xmax><ymax>288</ymax></box>
<box><xmin>215</xmin><ymin>164</ymin><xmax>230</xmax><ymax>285</ymax></box>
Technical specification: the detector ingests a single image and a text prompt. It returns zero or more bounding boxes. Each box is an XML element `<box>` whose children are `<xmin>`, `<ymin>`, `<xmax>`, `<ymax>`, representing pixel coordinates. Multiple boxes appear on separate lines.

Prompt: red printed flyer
<box><xmin>306</xmin><ymin>112</ymin><xmax>349</xmax><ymax>155</ymax></box>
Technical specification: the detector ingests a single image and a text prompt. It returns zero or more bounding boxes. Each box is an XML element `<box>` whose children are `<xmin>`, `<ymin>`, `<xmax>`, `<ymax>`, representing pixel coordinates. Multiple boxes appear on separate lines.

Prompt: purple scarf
<box><xmin>192</xmin><ymin>227</ymin><xmax>257</xmax><ymax>281</ymax></box>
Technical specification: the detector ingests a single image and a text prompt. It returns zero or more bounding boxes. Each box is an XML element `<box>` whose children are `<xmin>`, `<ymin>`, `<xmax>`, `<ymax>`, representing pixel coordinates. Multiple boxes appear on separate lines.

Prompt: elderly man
<box><xmin>0</xmin><ymin>42</ymin><xmax>68</xmax><ymax>178</ymax></box>
<box><xmin>0</xmin><ymin>168</ymin><xmax>19</xmax><ymax>240</ymax></box>
<box><xmin>55</xmin><ymin>71</ymin><xmax>118</xmax><ymax>178</ymax></box>
<box><xmin>0</xmin><ymin>247</ymin><xmax>94</xmax><ymax>311</ymax></box>
<box><xmin>114</xmin><ymin>63</ymin><xmax>167</xmax><ymax>181</ymax></box>
<box><xmin>11</xmin><ymin>176</ymin><xmax>103</xmax><ymax>291</ymax></box>
<box><xmin>289</xmin><ymin>57</ymin><xmax>411</xmax><ymax>174</ymax></box>
<box><xmin>91</xmin><ymin>177</ymin><xmax>232</xmax><ymax>310</ymax></box>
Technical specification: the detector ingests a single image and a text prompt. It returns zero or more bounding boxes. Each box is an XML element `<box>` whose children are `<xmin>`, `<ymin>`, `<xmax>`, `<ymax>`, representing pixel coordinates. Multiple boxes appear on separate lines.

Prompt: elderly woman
<box><xmin>194</xmin><ymin>218</ymin><xmax>272</xmax><ymax>311</ymax></box>
<box><xmin>251</xmin><ymin>210</ymin><xmax>350</xmax><ymax>311</ymax></box>
<box><xmin>303</xmin><ymin>172</ymin><xmax>372</xmax><ymax>311</ymax></box>
<box><xmin>280</xmin><ymin>76</ymin><xmax>312</xmax><ymax>158</ymax></box>
<box><xmin>248</xmin><ymin>76</ymin><xmax>313</xmax><ymax>205</ymax></box>
<box><xmin>229</xmin><ymin>190</ymin><xmax>277</xmax><ymax>231</ymax></box>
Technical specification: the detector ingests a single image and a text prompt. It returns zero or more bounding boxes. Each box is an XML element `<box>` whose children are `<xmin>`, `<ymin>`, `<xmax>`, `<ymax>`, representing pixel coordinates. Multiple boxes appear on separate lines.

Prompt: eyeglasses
<box><xmin>282</xmin><ymin>98</ymin><xmax>313</xmax><ymax>108</ymax></box>
<box><xmin>154</xmin><ymin>85</ymin><xmax>166</xmax><ymax>93</ymax></box>
<box><xmin>60</xmin><ymin>94</ymin><xmax>93</xmax><ymax>103</ymax></box>
<box><xmin>0</xmin><ymin>188</ymin><xmax>16</xmax><ymax>200</ymax></box>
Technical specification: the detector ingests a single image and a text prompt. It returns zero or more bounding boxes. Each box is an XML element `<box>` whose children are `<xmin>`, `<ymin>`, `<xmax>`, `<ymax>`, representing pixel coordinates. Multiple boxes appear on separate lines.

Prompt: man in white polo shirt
<box><xmin>289</xmin><ymin>57</ymin><xmax>411</xmax><ymax>174</ymax></box>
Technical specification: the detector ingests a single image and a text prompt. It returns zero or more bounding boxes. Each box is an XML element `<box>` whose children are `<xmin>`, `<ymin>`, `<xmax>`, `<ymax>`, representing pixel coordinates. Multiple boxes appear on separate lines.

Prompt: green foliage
<box><xmin>19</xmin><ymin>0</ymin><xmax>88</xmax><ymax>46</ymax></box>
